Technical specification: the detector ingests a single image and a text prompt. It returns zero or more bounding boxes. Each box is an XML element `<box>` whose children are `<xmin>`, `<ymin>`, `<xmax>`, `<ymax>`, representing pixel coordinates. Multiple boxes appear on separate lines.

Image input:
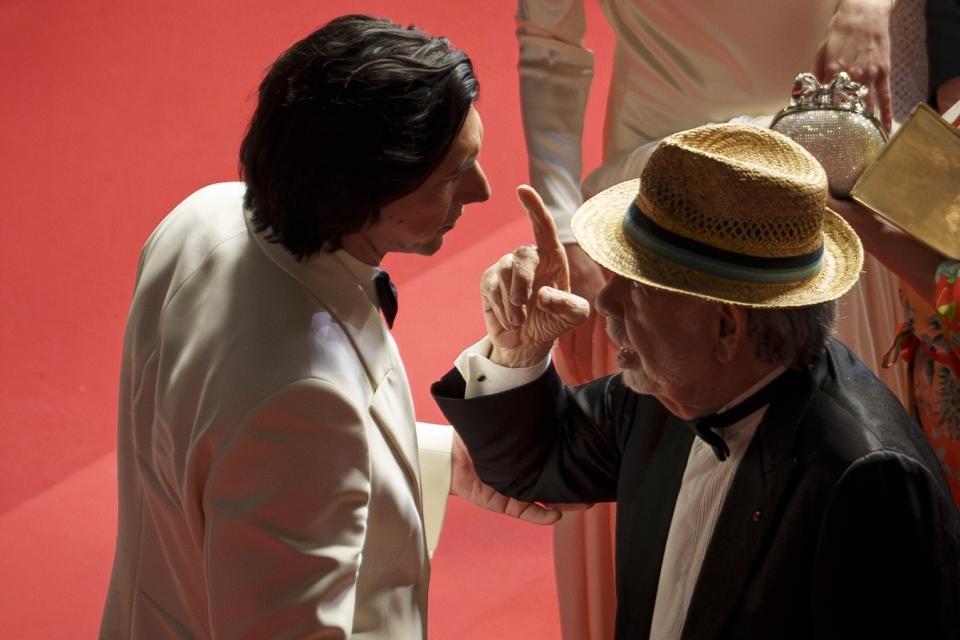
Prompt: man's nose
<box><xmin>594</xmin><ymin>275</ymin><xmax>625</xmax><ymax>318</ymax></box>
<box><xmin>462</xmin><ymin>161</ymin><xmax>491</xmax><ymax>204</ymax></box>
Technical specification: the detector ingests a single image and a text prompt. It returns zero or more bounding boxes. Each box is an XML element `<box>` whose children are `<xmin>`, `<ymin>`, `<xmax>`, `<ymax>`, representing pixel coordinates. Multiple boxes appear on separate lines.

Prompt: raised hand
<box><xmin>482</xmin><ymin>185</ymin><xmax>590</xmax><ymax>368</ymax></box>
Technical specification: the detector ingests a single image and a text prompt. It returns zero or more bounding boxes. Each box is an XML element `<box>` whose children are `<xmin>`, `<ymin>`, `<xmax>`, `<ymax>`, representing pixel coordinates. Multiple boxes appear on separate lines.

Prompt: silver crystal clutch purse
<box><xmin>770</xmin><ymin>72</ymin><xmax>887</xmax><ymax>197</ymax></box>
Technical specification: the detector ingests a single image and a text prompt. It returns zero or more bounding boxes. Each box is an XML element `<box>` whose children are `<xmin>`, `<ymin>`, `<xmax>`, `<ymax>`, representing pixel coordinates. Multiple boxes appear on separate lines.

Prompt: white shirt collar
<box><xmin>331</xmin><ymin>249</ymin><xmax>380</xmax><ymax>308</ymax></box>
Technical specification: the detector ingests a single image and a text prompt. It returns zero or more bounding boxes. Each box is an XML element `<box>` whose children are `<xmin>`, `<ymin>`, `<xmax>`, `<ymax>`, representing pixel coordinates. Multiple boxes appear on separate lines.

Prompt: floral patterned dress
<box><xmin>888</xmin><ymin>260</ymin><xmax>960</xmax><ymax>505</ymax></box>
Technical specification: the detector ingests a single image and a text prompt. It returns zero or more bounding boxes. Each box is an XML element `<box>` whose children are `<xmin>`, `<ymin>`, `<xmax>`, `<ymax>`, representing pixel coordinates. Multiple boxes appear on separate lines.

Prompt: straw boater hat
<box><xmin>571</xmin><ymin>124</ymin><xmax>863</xmax><ymax>308</ymax></box>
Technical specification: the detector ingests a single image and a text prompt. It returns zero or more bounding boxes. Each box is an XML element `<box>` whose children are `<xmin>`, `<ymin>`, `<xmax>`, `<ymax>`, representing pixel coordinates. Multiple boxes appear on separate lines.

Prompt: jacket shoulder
<box><xmin>795</xmin><ymin>340</ymin><xmax>942</xmax><ymax>483</ymax></box>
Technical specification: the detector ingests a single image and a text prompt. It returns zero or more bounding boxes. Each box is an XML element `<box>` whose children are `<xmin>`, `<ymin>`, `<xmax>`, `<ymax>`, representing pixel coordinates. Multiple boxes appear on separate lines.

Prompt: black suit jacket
<box><xmin>433</xmin><ymin>339</ymin><xmax>960</xmax><ymax>639</ymax></box>
<box><xmin>928</xmin><ymin>0</ymin><xmax>960</xmax><ymax>100</ymax></box>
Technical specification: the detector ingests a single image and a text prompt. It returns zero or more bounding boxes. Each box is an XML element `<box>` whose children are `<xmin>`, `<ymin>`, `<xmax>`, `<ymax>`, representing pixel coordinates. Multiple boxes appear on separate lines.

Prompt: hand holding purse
<box><xmin>771</xmin><ymin>72</ymin><xmax>887</xmax><ymax>197</ymax></box>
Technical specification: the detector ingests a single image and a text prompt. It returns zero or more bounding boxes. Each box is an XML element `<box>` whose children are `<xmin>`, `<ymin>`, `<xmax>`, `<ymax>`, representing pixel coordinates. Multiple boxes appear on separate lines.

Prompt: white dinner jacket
<box><xmin>100</xmin><ymin>182</ymin><xmax>450</xmax><ymax>639</ymax></box>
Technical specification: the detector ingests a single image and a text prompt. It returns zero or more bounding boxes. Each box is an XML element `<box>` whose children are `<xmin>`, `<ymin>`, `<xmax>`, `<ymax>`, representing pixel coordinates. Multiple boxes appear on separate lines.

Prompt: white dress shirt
<box><xmin>455</xmin><ymin>337</ymin><xmax>784</xmax><ymax>638</ymax></box>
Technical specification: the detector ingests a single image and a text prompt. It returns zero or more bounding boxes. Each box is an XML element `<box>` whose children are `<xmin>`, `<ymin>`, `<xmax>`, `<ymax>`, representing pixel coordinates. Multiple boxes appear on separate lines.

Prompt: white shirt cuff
<box><xmin>453</xmin><ymin>336</ymin><xmax>551</xmax><ymax>399</ymax></box>
<box><xmin>416</xmin><ymin>421</ymin><xmax>453</xmax><ymax>558</ymax></box>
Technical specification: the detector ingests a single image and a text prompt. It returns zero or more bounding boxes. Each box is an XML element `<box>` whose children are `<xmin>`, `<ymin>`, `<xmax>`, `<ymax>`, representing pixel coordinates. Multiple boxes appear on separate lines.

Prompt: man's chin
<box><xmin>410</xmin><ymin>237</ymin><xmax>445</xmax><ymax>257</ymax></box>
<box><xmin>621</xmin><ymin>371</ymin><xmax>695</xmax><ymax>419</ymax></box>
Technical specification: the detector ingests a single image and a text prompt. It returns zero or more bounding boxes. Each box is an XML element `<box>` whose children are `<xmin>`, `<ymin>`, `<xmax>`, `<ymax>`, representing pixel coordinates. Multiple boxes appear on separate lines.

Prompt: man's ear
<box><xmin>715</xmin><ymin>304</ymin><xmax>748</xmax><ymax>364</ymax></box>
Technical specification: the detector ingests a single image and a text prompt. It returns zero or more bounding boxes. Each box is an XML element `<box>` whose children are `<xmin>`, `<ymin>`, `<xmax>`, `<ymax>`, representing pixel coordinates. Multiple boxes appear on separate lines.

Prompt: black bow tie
<box><xmin>683</xmin><ymin>371</ymin><xmax>790</xmax><ymax>462</ymax></box>
<box><xmin>373</xmin><ymin>270</ymin><xmax>398</xmax><ymax>329</ymax></box>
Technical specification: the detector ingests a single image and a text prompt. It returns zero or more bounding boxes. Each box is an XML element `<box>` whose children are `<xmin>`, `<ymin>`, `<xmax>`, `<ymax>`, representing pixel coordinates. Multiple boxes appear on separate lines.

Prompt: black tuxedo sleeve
<box><xmin>432</xmin><ymin>364</ymin><xmax>667</xmax><ymax>503</ymax></box>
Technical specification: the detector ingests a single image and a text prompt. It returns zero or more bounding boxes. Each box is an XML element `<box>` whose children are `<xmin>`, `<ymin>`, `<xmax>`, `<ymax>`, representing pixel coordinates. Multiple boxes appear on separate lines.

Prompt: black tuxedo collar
<box><xmin>754</xmin><ymin>349</ymin><xmax>827</xmax><ymax>474</ymax></box>
<box><xmin>616</xmin><ymin>411</ymin><xmax>695</xmax><ymax>638</ymax></box>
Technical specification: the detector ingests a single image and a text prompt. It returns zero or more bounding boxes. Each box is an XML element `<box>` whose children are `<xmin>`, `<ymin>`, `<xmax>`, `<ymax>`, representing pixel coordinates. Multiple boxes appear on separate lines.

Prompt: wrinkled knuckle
<box><xmin>514</xmin><ymin>260</ymin><xmax>538</xmax><ymax>278</ymax></box>
<box><xmin>481</xmin><ymin>271</ymin><xmax>500</xmax><ymax>292</ymax></box>
<box><xmin>514</xmin><ymin>244</ymin><xmax>537</xmax><ymax>259</ymax></box>
<box><xmin>510</xmin><ymin>254</ymin><xmax>530</xmax><ymax>271</ymax></box>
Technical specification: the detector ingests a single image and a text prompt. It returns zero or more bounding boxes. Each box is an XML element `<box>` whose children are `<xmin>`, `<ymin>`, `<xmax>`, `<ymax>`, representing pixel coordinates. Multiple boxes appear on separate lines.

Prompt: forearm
<box><xmin>832</xmin><ymin>0</ymin><xmax>896</xmax><ymax>24</ymax></box>
<box><xmin>433</xmin><ymin>363</ymin><xmax>623</xmax><ymax>503</ymax></box>
<box><xmin>936</xmin><ymin>75</ymin><xmax>960</xmax><ymax>114</ymax></box>
<box><xmin>518</xmin><ymin>0</ymin><xmax>593</xmax><ymax>242</ymax></box>
<box><xmin>836</xmin><ymin>200</ymin><xmax>945</xmax><ymax>300</ymax></box>
<box><xmin>434</xmin><ymin>364</ymin><xmax>564</xmax><ymax>498</ymax></box>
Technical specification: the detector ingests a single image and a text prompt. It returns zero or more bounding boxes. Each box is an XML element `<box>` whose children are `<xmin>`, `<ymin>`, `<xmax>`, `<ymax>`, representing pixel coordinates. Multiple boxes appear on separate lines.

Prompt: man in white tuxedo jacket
<box><xmin>100</xmin><ymin>16</ymin><xmax>558</xmax><ymax>639</ymax></box>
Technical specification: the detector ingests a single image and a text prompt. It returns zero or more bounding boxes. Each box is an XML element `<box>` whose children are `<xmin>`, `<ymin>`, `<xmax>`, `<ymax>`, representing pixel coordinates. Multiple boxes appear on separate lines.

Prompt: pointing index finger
<box><xmin>516</xmin><ymin>184</ymin><xmax>569</xmax><ymax>291</ymax></box>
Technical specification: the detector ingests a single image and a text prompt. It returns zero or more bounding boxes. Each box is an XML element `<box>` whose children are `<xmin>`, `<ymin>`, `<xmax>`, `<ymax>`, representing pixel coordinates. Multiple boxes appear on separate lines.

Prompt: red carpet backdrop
<box><xmin>0</xmin><ymin>0</ymin><xmax>612</xmax><ymax>636</ymax></box>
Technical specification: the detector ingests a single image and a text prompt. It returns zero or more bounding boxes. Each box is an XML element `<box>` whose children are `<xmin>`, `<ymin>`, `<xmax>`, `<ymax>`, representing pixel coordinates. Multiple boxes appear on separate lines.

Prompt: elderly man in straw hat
<box><xmin>433</xmin><ymin>124</ymin><xmax>960</xmax><ymax>638</ymax></box>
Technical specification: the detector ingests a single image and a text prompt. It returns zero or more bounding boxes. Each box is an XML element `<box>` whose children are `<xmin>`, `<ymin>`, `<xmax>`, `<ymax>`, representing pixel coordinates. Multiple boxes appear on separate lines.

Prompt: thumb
<box><xmin>537</xmin><ymin>287</ymin><xmax>590</xmax><ymax>326</ymax></box>
<box><xmin>515</xmin><ymin>501</ymin><xmax>562</xmax><ymax>525</ymax></box>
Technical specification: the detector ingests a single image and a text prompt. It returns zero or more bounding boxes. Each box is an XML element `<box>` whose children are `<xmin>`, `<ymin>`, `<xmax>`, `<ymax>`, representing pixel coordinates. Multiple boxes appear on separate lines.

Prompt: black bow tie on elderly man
<box><xmin>682</xmin><ymin>371</ymin><xmax>791</xmax><ymax>461</ymax></box>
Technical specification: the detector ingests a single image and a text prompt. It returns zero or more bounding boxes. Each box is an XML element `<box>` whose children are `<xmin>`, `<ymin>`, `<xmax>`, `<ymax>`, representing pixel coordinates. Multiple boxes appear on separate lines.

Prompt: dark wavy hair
<box><xmin>239</xmin><ymin>15</ymin><xmax>479</xmax><ymax>258</ymax></box>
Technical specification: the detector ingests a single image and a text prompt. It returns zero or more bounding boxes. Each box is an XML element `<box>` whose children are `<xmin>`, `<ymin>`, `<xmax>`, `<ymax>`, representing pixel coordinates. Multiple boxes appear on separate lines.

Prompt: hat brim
<box><xmin>571</xmin><ymin>179</ymin><xmax>864</xmax><ymax>308</ymax></box>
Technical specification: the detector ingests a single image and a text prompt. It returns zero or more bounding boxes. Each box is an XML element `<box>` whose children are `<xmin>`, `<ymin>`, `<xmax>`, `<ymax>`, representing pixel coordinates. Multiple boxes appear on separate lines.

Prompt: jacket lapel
<box><xmin>619</xmin><ymin>412</ymin><xmax>695</xmax><ymax>637</ymax></box>
<box><xmin>368</xmin><ymin>335</ymin><xmax>423</xmax><ymax>506</ymax></box>
<box><xmin>680</xmin><ymin>364</ymin><xmax>822</xmax><ymax>640</ymax></box>
<box><xmin>248</xmin><ymin>218</ymin><xmax>422</xmax><ymax>500</ymax></box>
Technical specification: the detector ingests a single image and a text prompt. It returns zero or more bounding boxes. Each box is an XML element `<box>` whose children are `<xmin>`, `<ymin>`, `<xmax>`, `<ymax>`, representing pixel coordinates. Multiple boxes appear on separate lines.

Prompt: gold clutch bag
<box><xmin>851</xmin><ymin>102</ymin><xmax>960</xmax><ymax>260</ymax></box>
<box><xmin>771</xmin><ymin>72</ymin><xmax>887</xmax><ymax>197</ymax></box>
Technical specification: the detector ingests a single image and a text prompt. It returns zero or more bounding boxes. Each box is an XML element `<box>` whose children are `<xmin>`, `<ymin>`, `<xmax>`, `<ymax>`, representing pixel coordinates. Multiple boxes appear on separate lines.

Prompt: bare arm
<box><xmin>829</xmin><ymin>197</ymin><xmax>946</xmax><ymax>300</ymax></box>
<box><xmin>517</xmin><ymin>0</ymin><xmax>607</xmax><ymax>380</ymax></box>
<box><xmin>937</xmin><ymin>75</ymin><xmax>960</xmax><ymax>115</ymax></box>
<box><xmin>517</xmin><ymin>0</ymin><xmax>592</xmax><ymax>242</ymax></box>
